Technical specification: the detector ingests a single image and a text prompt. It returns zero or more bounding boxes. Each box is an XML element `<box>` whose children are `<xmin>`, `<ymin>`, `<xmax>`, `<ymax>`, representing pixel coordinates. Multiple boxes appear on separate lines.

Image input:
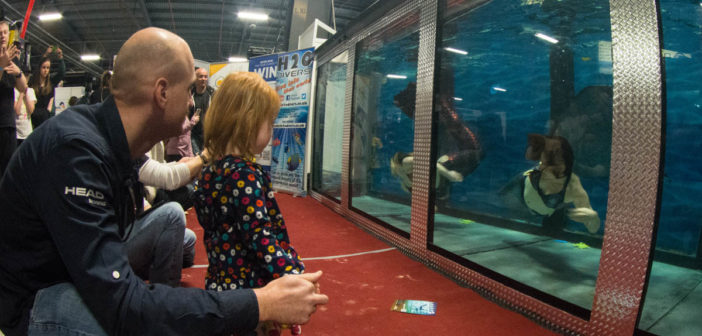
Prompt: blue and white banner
<box><xmin>249</xmin><ymin>48</ymin><xmax>314</xmax><ymax>195</ymax></box>
<box><xmin>277</xmin><ymin>48</ymin><xmax>314</xmax><ymax>108</ymax></box>
<box><xmin>249</xmin><ymin>53</ymin><xmax>278</xmax><ymax>84</ymax></box>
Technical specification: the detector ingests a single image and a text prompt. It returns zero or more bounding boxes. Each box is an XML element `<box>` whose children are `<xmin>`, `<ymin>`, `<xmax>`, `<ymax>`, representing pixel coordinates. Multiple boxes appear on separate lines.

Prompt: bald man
<box><xmin>189</xmin><ymin>67</ymin><xmax>214</xmax><ymax>155</ymax></box>
<box><xmin>0</xmin><ymin>28</ymin><xmax>327</xmax><ymax>336</ymax></box>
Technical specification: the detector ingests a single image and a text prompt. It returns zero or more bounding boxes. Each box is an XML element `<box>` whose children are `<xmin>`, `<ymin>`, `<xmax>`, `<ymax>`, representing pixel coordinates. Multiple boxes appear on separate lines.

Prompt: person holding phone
<box><xmin>0</xmin><ymin>20</ymin><xmax>27</xmax><ymax>176</ymax></box>
<box><xmin>27</xmin><ymin>45</ymin><xmax>65</xmax><ymax>129</ymax></box>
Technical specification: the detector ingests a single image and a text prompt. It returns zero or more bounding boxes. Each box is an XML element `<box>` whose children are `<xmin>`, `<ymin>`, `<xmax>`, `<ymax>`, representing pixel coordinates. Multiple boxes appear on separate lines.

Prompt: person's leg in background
<box><xmin>28</xmin><ymin>283</ymin><xmax>107</xmax><ymax>336</ymax></box>
<box><xmin>190</xmin><ymin>137</ymin><xmax>202</xmax><ymax>156</ymax></box>
<box><xmin>165</xmin><ymin>154</ymin><xmax>183</xmax><ymax>163</ymax></box>
<box><xmin>183</xmin><ymin>228</ymin><xmax>196</xmax><ymax>268</ymax></box>
<box><xmin>165</xmin><ymin>183</ymin><xmax>195</xmax><ymax>211</ymax></box>
<box><xmin>0</xmin><ymin>127</ymin><xmax>17</xmax><ymax>177</ymax></box>
<box><xmin>125</xmin><ymin>202</ymin><xmax>185</xmax><ymax>287</ymax></box>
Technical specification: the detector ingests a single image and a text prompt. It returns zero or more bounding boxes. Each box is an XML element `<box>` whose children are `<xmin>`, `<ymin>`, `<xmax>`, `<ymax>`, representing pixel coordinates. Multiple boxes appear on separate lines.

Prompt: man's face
<box><xmin>0</xmin><ymin>24</ymin><xmax>9</xmax><ymax>46</ymax></box>
<box><xmin>195</xmin><ymin>69</ymin><xmax>208</xmax><ymax>91</ymax></box>
<box><xmin>164</xmin><ymin>61</ymin><xmax>196</xmax><ymax>138</ymax></box>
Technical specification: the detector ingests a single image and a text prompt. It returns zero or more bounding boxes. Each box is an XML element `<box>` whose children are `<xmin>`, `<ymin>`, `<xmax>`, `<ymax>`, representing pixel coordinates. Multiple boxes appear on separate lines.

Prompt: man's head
<box><xmin>195</xmin><ymin>68</ymin><xmax>209</xmax><ymax>93</ymax></box>
<box><xmin>0</xmin><ymin>21</ymin><xmax>10</xmax><ymax>47</ymax></box>
<box><xmin>111</xmin><ymin>27</ymin><xmax>195</xmax><ymax>139</ymax></box>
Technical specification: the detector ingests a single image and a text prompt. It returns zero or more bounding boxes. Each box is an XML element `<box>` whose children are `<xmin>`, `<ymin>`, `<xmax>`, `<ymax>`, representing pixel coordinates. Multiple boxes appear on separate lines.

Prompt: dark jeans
<box><xmin>166</xmin><ymin>154</ymin><xmax>183</xmax><ymax>163</ymax></box>
<box><xmin>191</xmin><ymin>136</ymin><xmax>203</xmax><ymax>156</ymax></box>
<box><xmin>28</xmin><ymin>283</ymin><xmax>107</xmax><ymax>335</ymax></box>
<box><xmin>153</xmin><ymin>183</ymin><xmax>195</xmax><ymax>211</ymax></box>
<box><xmin>31</xmin><ymin>108</ymin><xmax>50</xmax><ymax>130</ymax></box>
<box><xmin>125</xmin><ymin>202</ymin><xmax>189</xmax><ymax>287</ymax></box>
<box><xmin>0</xmin><ymin>127</ymin><xmax>17</xmax><ymax>178</ymax></box>
<box><xmin>25</xmin><ymin>203</ymin><xmax>196</xmax><ymax>336</ymax></box>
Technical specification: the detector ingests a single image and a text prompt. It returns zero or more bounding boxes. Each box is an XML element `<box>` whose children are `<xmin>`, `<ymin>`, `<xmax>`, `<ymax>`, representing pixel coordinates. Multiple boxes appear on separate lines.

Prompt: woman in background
<box><xmin>90</xmin><ymin>70</ymin><xmax>112</xmax><ymax>104</ymax></box>
<box><xmin>28</xmin><ymin>46</ymin><xmax>65</xmax><ymax>129</ymax></box>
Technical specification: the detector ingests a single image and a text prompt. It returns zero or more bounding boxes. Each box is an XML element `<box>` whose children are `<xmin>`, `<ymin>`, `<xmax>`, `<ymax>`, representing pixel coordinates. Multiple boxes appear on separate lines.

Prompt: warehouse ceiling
<box><xmin>1</xmin><ymin>0</ymin><xmax>376</xmax><ymax>78</ymax></box>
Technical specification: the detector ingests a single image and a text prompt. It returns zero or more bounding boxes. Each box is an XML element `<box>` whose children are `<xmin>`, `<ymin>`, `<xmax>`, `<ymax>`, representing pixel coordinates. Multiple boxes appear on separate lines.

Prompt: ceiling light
<box><xmin>38</xmin><ymin>13</ymin><xmax>62</xmax><ymax>21</ymax></box>
<box><xmin>237</xmin><ymin>12</ymin><xmax>269</xmax><ymax>21</ymax></box>
<box><xmin>386</xmin><ymin>74</ymin><xmax>407</xmax><ymax>79</ymax></box>
<box><xmin>81</xmin><ymin>54</ymin><xmax>100</xmax><ymax>61</ymax></box>
<box><xmin>228</xmin><ymin>56</ymin><xmax>248</xmax><ymax>62</ymax></box>
<box><xmin>453</xmin><ymin>97</ymin><xmax>463</xmax><ymax>101</ymax></box>
<box><xmin>444</xmin><ymin>47</ymin><xmax>468</xmax><ymax>55</ymax></box>
<box><xmin>535</xmin><ymin>33</ymin><xmax>558</xmax><ymax>44</ymax></box>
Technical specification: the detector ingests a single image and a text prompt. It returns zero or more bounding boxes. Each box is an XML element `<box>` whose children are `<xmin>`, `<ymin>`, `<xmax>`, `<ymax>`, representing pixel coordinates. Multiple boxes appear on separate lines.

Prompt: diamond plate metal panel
<box><xmin>409</xmin><ymin>0</ymin><xmax>438</xmax><ymax>261</ymax></box>
<box><xmin>588</xmin><ymin>0</ymin><xmax>663</xmax><ymax>335</ymax></box>
<box><xmin>342</xmin><ymin>42</ymin><xmax>354</xmax><ymax>211</ymax></box>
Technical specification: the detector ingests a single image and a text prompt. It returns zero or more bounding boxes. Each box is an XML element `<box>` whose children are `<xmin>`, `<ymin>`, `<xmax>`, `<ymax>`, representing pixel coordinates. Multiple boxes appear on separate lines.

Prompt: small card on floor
<box><xmin>391</xmin><ymin>300</ymin><xmax>437</xmax><ymax>315</ymax></box>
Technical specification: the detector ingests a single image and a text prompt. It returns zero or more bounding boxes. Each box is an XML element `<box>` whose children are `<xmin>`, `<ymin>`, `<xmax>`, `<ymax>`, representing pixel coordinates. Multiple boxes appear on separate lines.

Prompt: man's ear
<box><xmin>154</xmin><ymin>78</ymin><xmax>168</xmax><ymax>109</ymax></box>
<box><xmin>525</xmin><ymin>133</ymin><xmax>545</xmax><ymax>161</ymax></box>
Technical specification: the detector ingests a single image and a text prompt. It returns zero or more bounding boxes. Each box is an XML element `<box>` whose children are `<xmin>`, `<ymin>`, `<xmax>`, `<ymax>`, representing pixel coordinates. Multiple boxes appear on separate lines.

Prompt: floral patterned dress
<box><xmin>194</xmin><ymin>155</ymin><xmax>304</xmax><ymax>291</ymax></box>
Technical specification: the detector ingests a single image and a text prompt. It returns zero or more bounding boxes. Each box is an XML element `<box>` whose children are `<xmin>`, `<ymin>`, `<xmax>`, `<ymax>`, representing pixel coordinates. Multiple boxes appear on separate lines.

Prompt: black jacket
<box><xmin>0</xmin><ymin>97</ymin><xmax>258</xmax><ymax>335</ymax></box>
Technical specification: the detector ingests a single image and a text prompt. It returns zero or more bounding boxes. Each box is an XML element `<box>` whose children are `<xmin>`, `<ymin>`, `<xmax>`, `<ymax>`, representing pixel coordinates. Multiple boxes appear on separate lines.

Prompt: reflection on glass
<box><xmin>312</xmin><ymin>51</ymin><xmax>349</xmax><ymax>200</ymax></box>
<box><xmin>350</xmin><ymin>11</ymin><xmax>420</xmax><ymax>234</ymax></box>
<box><xmin>431</xmin><ymin>0</ymin><xmax>612</xmax><ymax>312</ymax></box>
<box><xmin>639</xmin><ymin>0</ymin><xmax>702</xmax><ymax>334</ymax></box>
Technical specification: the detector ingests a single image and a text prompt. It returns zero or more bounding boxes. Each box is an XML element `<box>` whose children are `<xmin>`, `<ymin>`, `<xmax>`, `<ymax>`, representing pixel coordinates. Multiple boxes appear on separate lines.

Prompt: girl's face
<box><xmin>40</xmin><ymin>60</ymin><xmax>51</xmax><ymax>79</ymax></box>
<box><xmin>253</xmin><ymin>118</ymin><xmax>274</xmax><ymax>155</ymax></box>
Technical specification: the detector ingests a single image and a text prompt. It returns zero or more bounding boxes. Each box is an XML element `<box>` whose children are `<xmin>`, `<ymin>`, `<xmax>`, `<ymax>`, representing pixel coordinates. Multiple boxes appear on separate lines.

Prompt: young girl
<box><xmin>14</xmin><ymin>86</ymin><xmax>36</xmax><ymax>147</ymax></box>
<box><xmin>194</xmin><ymin>72</ymin><xmax>304</xmax><ymax>336</ymax></box>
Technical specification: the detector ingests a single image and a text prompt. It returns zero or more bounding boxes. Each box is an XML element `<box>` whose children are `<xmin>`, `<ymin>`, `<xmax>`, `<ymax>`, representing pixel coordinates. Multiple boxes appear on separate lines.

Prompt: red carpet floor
<box><xmin>182</xmin><ymin>193</ymin><xmax>557</xmax><ymax>336</ymax></box>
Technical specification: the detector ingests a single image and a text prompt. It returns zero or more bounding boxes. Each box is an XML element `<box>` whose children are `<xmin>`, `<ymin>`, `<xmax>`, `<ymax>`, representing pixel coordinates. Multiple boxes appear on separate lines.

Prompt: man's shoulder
<box><xmin>34</xmin><ymin>107</ymin><xmax>105</xmax><ymax>151</ymax></box>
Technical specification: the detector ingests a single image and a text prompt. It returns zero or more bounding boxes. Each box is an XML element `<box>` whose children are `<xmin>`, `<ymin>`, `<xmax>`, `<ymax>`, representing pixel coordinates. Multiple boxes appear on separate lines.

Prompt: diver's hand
<box><xmin>253</xmin><ymin>271</ymin><xmax>328</xmax><ymax>325</ymax></box>
<box><xmin>568</xmin><ymin>208</ymin><xmax>600</xmax><ymax>233</ymax></box>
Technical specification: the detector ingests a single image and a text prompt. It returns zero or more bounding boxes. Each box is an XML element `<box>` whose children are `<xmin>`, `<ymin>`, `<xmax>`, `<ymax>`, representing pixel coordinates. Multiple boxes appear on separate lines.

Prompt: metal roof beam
<box><xmin>137</xmin><ymin>0</ymin><xmax>153</xmax><ymax>27</ymax></box>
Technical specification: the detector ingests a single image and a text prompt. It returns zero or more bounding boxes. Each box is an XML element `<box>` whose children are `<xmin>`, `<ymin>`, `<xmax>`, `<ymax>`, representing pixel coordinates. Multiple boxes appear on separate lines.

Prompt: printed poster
<box><xmin>248</xmin><ymin>48</ymin><xmax>314</xmax><ymax>194</ymax></box>
<box><xmin>210</xmin><ymin>62</ymin><xmax>249</xmax><ymax>90</ymax></box>
<box><xmin>271</xmin><ymin>48</ymin><xmax>314</xmax><ymax>194</ymax></box>
<box><xmin>54</xmin><ymin>86</ymin><xmax>85</xmax><ymax>114</ymax></box>
<box><xmin>270</xmin><ymin>122</ymin><xmax>306</xmax><ymax>194</ymax></box>
<box><xmin>276</xmin><ymin>48</ymin><xmax>314</xmax><ymax>108</ymax></box>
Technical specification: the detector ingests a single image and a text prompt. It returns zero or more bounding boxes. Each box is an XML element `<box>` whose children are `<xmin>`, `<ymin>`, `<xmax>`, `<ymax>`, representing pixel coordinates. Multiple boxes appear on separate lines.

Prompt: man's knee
<box><xmin>29</xmin><ymin>283</ymin><xmax>107</xmax><ymax>335</ymax></box>
<box><xmin>158</xmin><ymin>202</ymin><xmax>186</xmax><ymax>227</ymax></box>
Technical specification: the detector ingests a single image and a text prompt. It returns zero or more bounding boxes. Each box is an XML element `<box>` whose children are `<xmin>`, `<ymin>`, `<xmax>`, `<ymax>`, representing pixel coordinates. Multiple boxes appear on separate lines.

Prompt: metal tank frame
<box><xmin>310</xmin><ymin>0</ymin><xmax>664</xmax><ymax>334</ymax></box>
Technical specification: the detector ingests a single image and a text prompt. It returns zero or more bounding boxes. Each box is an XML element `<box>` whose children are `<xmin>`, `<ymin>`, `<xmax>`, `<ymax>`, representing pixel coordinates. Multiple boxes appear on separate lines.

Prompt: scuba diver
<box><xmin>389</xmin><ymin>81</ymin><xmax>484</xmax><ymax>201</ymax></box>
<box><xmin>520</xmin><ymin>133</ymin><xmax>600</xmax><ymax>234</ymax></box>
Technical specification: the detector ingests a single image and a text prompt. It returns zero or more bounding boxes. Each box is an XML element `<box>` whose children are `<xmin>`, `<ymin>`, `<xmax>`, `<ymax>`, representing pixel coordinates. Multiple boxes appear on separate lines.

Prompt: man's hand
<box><xmin>253</xmin><ymin>271</ymin><xmax>329</xmax><ymax>325</ymax></box>
<box><xmin>0</xmin><ymin>44</ymin><xmax>19</xmax><ymax>67</ymax></box>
